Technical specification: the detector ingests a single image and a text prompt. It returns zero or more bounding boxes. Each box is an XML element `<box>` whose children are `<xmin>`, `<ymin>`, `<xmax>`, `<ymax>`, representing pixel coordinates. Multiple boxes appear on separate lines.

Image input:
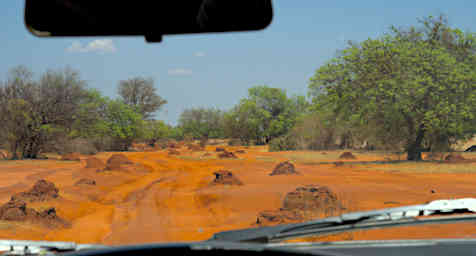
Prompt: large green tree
<box><xmin>224</xmin><ymin>86</ymin><xmax>306</xmax><ymax>145</ymax></box>
<box><xmin>309</xmin><ymin>16</ymin><xmax>476</xmax><ymax>160</ymax></box>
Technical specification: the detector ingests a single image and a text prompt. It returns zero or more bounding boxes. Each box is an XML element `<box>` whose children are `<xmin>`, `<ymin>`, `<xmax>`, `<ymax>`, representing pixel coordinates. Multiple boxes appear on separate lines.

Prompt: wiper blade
<box><xmin>0</xmin><ymin>240</ymin><xmax>109</xmax><ymax>255</ymax></box>
<box><xmin>209</xmin><ymin>198</ymin><xmax>476</xmax><ymax>243</ymax></box>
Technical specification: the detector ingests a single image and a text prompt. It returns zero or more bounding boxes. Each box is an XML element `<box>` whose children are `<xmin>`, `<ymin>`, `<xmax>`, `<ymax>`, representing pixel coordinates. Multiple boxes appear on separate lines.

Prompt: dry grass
<box><xmin>359</xmin><ymin>161</ymin><xmax>476</xmax><ymax>174</ymax></box>
<box><xmin>255</xmin><ymin>156</ymin><xmax>277</xmax><ymax>162</ymax></box>
<box><xmin>0</xmin><ymin>159</ymin><xmax>78</xmax><ymax>167</ymax></box>
<box><xmin>284</xmin><ymin>151</ymin><xmax>344</xmax><ymax>163</ymax></box>
<box><xmin>284</xmin><ymin>150</ymin><xmax>476</xmax><ymax>174</ymax></box>
<box><xmin>177</xmin><ymin>155</ymin><xmax>217</xmax><ymax>161</ymax></box>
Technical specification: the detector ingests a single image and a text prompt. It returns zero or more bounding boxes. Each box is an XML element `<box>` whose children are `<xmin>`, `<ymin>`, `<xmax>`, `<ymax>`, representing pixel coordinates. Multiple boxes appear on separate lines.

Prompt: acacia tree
<box><xmin>309</xmin><ymin>16</ymin><xmax>476</xmax><ymax>160</ymax></box>
<box><xmin>118</xmin><ymin>77</ymin><xmax>167</xmax><ymax>119</ymax></box>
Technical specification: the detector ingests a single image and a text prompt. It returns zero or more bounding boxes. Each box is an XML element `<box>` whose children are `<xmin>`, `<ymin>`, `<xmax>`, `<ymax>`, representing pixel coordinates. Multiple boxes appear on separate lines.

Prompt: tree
<box><xmin>224</xmin><ymin>100</ymin><xmax>264</xmax><ymax>145</ymax></box>
<box><xmin>309</xmin><ymin>16</ymin><xmax>476</xmax><ymax>160</ymax></box>
<box><xmin>70</xmin><ymin>88</ymin><xmax>109</xmax><ymax>139</ymax></box>
<box><xmin>117</xmin><ymin>77</ymin><xmax>167</xmax><ymax>119</ymax></box>
<box><xmin>224</xmin><ymin>86</ymin><xmax>303</xmax><ymax>145</ymax></box>
<box><xmin>101</xmin><ymin>99</ymin><xmax>146</xmax><ymax>151</ymax></box>
<box><xmin>169</xmin><ymin>126</ymin><xmax>184</xmax><ymax>141</ymax></box>
<box><xmin>143</xmin><ymin>120</ymin><xmax>172</xmax><ymax>145</ymax></box>
<box><xmin>178</xmin><ymin>107</ymin><xmax>225</xmax><ymax>139</ymax></box>
<box><xmin>0</xmin><ymin>66</ymin><xmax>91</xmax><ymax>159</ymax></box>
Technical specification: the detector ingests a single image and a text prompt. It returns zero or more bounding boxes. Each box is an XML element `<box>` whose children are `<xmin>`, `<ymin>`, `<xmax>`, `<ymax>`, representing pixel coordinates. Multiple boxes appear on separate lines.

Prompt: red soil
<box><xmin>61</xmin><ymin>153</ymin><xmax>81</xmax><ymax>161</ymax></box>
<box><xmin>168</xmin><ymin>149</ymin><xmax>181</xmax><ymax>156</ymax></box>
<box><xmin>339</xmin><ymin>152</ymin><xmax>356</xmax><ymax>160</ymax></box>
<box><xmin>334</xmin><ymin>161</ymin><xmax>345</xmax><ymax>167</ymax></box>
<box><xmin>75</xmin><ymin>178</ymin><xmax>96</xmax><ymax>186</ymax></box>
<box><xmin>210</xmin><ymin>170</ymin><xmax>243</xmax><ymax>186</ymax></box>
<box><xmin>11</xmin><ymin>179</ymin><xmax>59</xmax><ymax>202</ymax></box>
<box><xmin>187</xmin><ymin>144</ymin><xmax>204</xmax><ymax>152</ymax></box>
<box><xmin>445</xmin><ymin>154</ymin><xmax>467</xmax><ymax>163</ymax></box>
<box><xmin>270</xmin><ymin>161</ymin><xmax>298</xmax><ymax>176</ymax></box>
<box><xmin>0</xmin><ymin>199</ymin><xmax>70</xmax><ymax>228</ymax></box>
<box><xmin>104</xmin><ymin>154</ymin><xmax>133</xmax><ymax>170</ymax></box>
<box><xmin>85</xmin><ymin>157</ymin><xmax>106</xmax><ymax>169</ymax></box>
<box><xmin>218</xmin><ymin>151</ymin><xmax>237</xmax><ymax>159</ymax></box>
<box><xmin>257</xmin><ymin>185</ymin><xmax>341</xmax><ymax>226</ymax></box>
<box><xmin>0</xmin><ymin>149</ymin><xmax>475</xmax><ymax>244</ymax></box>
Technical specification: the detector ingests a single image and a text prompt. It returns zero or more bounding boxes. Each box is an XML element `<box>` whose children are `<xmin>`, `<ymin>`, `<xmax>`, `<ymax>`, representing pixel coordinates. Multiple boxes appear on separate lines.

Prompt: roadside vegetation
<box><xmin>0</xmin><ymin>15</ymin><xmax>475</xmax><ymax>161</ymax></box>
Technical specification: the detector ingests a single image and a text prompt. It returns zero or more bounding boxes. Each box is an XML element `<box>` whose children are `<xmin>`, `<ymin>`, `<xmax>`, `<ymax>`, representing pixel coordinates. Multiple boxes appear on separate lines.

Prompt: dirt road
<box><xmin>0</xmin><ymin>148</ymin><xmax>475</xmax><ymax>244</ymax></box>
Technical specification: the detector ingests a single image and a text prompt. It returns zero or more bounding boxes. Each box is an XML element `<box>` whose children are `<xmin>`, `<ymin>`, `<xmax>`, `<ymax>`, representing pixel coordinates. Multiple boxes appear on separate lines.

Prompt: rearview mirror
<box><xmin>24</xmin><ymin>0</ymin><xmax>273</xmax><ymax>43</ymax></box>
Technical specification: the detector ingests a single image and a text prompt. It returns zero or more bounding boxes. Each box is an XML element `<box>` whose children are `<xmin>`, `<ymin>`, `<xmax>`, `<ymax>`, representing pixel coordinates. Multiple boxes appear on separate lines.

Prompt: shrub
<box><xmin>269</xmin><ymin>135</ymin><xmax>297</xmax><ymax>152</ymax></box>
<box><xmin>60</xmin><ymin>138</ymin><xmax>98</xmax><ymax>155</ymax></box>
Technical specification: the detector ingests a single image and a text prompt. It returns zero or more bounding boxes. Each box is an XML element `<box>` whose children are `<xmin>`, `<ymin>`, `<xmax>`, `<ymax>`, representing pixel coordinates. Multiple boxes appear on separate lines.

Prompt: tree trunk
<box><xmin>22</xmin><ymin>140</ymin><xmax>41</xmax><ymax>159</ymax></box>
<box><xmin>10</xmin><ymin>142</ymin><xmax>19</xmax><ymax>160</ymax></box>
<box><xmin>407</xmin><ymin>125</ymin><xmax>425</xmax><ymax>161</ymax></box>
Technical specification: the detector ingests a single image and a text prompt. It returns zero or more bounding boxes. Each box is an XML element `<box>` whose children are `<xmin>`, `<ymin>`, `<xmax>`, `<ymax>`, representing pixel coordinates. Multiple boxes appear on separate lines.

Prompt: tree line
<box><xmin>1</xmin><ymin>15</ymin><xmax>475</xmax><ymax>161</ymax></box>
<box><xmin>178</xmin><ymin>15</ymin><xmax>476</xmax><ymax>160</ymax></box>
<box><xmin>0</xmin><ymin>67</ymin><xmax>171</xmax><ymax>159</ymax></box>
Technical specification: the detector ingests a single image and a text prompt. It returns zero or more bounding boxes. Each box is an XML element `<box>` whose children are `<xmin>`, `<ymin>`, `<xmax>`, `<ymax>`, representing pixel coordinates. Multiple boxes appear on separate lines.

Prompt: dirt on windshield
<box><xmin>0</xmin><ymin>147</ymin><xmax>475</xmax><ymax>244</ymax></box>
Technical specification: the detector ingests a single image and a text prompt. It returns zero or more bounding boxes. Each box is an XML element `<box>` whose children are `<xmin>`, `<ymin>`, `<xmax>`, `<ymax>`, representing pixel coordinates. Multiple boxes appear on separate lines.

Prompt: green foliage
<box><xmin>101</xmin><ymin>99</ymin><xmax>146</xmax><ymax>151</ymax></box>
<box><xmin>71</xmin><ymin>88</ymin><xmax>109</xmax><ymax>139</ymax></box>
<box><xmin>178</xmin><ymin>107</ymin><xmax>225</xmax><ymax>139</ymax></box>
<box><xmin>224</xmin><ymin>85</ymin><xmax>307</xmax><ymax>145</ymax></box>
<box><xmin>169</xmin><ymin>126</ymin><xmax>185</xmax><ymax>141</ymax></box>
<box><xmin>309</xmin><ymin>15</ymin><xmax>476</xmax><ymax>160</ymax></box>
<box><xmin>0</xmin><ymin>67</ymin><xmax>172</xmax><ymax>156</ymax></box>
<box><xmin>0</xmin><ymin>66</ymin><xmax>91</xmax><ymax>159</ymax></box>
<box><xmin>268</xmin><ymin>134</ymin><xmax>297</xmax><ymax>152</ymax></box>
<box><xmin>117</xmin><ymin>77</ymin><xmax>167</xmax><ymax>119</ymax></box>
<box><xmin>143</xmin><ymin>120</ymin><xmax>172</xmax><ymax>142</ymax></box>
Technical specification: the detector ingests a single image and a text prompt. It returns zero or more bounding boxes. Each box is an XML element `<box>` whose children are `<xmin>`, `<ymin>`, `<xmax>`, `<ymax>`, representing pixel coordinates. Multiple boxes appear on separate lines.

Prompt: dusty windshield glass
<box><xmin>0</xmin><ymin>1</ymin><xmax>475</xmax><ymax>246</ymax></box>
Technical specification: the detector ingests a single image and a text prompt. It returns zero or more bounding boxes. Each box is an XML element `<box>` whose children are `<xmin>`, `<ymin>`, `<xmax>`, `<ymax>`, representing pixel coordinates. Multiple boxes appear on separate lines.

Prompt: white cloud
<box><xmin>194</xmin><ymin>51</ymin><xmax>206</xmax><ymax>57</ymax></box>
<box><xmin>168</xmin><ymin>68</ymin><xmax>193</xmax><ymax>76</ymax></box>
<box><xmin>66</xmin><ymin>39</ymin><xmax>117</xmax><ymax>53</ymax></box>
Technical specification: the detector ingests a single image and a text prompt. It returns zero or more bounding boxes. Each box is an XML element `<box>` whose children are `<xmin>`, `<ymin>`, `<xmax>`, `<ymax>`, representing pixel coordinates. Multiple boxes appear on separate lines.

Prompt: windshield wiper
<box><xmin>0</xmin><ymin>240</ymin><xmax>108</xmax><ymax>256</ymax></box>
<box><xmin>209</xmin><ymin>198</ymin><xmax>476</xmax><ymax>244</ymax></box>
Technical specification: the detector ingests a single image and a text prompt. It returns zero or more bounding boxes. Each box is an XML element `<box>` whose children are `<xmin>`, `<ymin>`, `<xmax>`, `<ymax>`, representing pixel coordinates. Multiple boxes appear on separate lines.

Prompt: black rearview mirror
<box><xmin>24</xmin><ymin>0</ymin><xmax>273</xmax><ymax>43</ymax></box>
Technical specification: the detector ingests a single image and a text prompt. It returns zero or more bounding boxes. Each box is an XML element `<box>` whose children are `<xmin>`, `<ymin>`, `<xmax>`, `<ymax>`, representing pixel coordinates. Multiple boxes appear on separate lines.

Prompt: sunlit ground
<box><xmin>0</xmin><ymin>146</ymin><xmax>475</xmax><ymax>244</ymax></box>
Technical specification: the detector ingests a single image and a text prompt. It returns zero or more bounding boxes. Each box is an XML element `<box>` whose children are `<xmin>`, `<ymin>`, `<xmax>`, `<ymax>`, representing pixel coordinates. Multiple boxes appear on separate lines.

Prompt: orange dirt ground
<box><xmin>0</xmin><ymin>148</ymin><xmax>475</xmax><ymax>244</ymax></box>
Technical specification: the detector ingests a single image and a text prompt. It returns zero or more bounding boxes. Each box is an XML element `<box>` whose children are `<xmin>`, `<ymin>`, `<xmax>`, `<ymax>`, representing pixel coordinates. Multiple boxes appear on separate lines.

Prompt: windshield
<box><xmin>0</xmin><ymin>1</ymin><xmax>476</xmax><ymax>246</ymax></box>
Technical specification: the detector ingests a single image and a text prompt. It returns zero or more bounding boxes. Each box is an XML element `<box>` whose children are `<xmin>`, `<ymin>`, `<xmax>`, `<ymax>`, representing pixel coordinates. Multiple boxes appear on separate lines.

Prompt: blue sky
<box><xmin>1</xmin><ymin>1</ymin><xmax>475</xmax><ymax>124</ymax></box>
